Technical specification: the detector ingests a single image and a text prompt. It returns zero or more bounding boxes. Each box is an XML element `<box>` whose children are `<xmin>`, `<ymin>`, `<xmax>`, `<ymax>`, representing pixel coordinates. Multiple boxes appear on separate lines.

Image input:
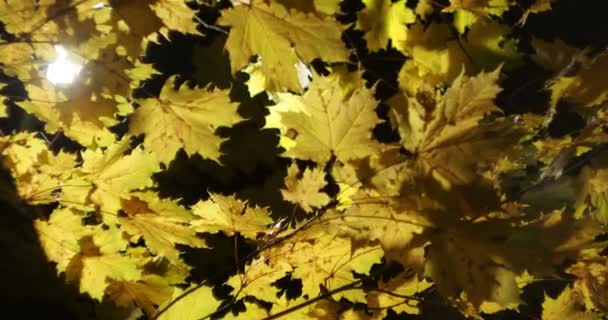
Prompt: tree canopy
<box><xmin>1</xmin><ymin>0</ymin><xmax>607</xmax><ymax>319</ymax></box>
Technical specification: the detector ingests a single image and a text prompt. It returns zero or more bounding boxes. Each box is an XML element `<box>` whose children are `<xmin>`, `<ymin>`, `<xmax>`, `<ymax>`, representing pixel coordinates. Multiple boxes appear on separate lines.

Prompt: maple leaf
<box><xmin>266</xmin><ymin>231</ymin><xmax>383</xmax><ymax>302</ymax></box>
<box><xmin>218</xmin><ymin>1</ymin><xmax>349</xmax><ymax>92</ymax></box>
<box><xmin>367</xmin><ymin>272</ymin><xmax>432</xmax><ymax>317</ymax></box>
<box><xmin>519</xmin><ymin>0</ymin><xmax>552</xmax><ymax>24</ymax></box>
<box><xmin>531</xmin><ymin>38</ymin><xmax>581</xmax><ymax>73</ymax></box>
<box><xmin>583</xmin><ymin>167</ymin><xmax>608</xmax><ymax>224</ymax></box>
<box><xmin>322</xmin><ymin>199</ymin><xmax>427</xmax><ymax>252</ymax></box>
<box><xmin>541</xmin><ymin>286</ymin><xmax>600</xmax><ymax>320</ymax></box>
<box><xmin>0</xmin><ymin>41</ymin><xmax>34</xmax><ymax>79</ymax></box>
<box><xmin>313</xmin><ymin>0</ymin><xmax>343</xmax><ymax>15</ymax></box>
<box><xmin>0</xmin><ymin>132</ymin><xmax>47</xmax><ymax>176</ymax></box>
<box><xmin>119</xmin><ymin>192</ymin><xmax>205</xmax><ymax>262</ymax></box>
<box><xmin>0</xmin><ymin>0</ymin><xmax>57</xmax><ymax>36</ymax></box>
<box><xmin>0</xmin><ymin>1</ymin><xmax>160</xmax><ymax>146</ymax></box>
<box><xmin>2</xmin><ymin>1</ymin><xmax>608</xmax><ymax>319</ymax></box>
<box><xmin>129</xmin><ymin>76</ymin><xmax>242</xmax><ymax>164</ymax></box>
<box><xmin>0</xmin><ymin>105</ymin><xmax>5</xmax><ymax>119</ymax></box>
<box><xmin>191</xmin><ymin>193</ymin><xmax>273</xmax><ymax>239</ymax></box>
<box><xmin>35</xmin><ymin>208</ymin><xmax>94</xmax><ymax>273</ymax></box>
<box><xmin>423</xmin><ymin>209</ymin><xmax>604</xmax><ymax>313</ymax></box>
<box><xmin>157</xmin><ymin>285</ymin><xmax>221</xmax><ymax>320</ymax></box>
<box><xmin>356</xmin><ymin>0</ymin><xmax>416</xmax><ymax>52</ymax></box>
<box><xmin>226</xmin><ymin>255</ymin><xmax>292</xmax><ymax>303</ymax></box>
<box><xmin>396</xmin><ymin>21</ymin><xmax>520</xmax><ymax>94</ymax></box>
<box><xmin>70</xmin><ymin>227</ymin><xmax>142</xmax><ymax>301</ymax></box>
<box><xmin>127</xmin><ymin>247</ymin><xmax>191</xmax><ymax>285</ymax></box>
<box><xmin>270</xmin><ymin>297</ymin><xmax>345</xmax><ymax>320</ymax></box>
<box><xmin>444</xmin><ymin>0</ymin><xmax>513</xmax><ymax>16</ymax></box>
<box><xmin>281</xmin><ymin>163</ymin><xmax>331</xmax><ymax>213</ymax></box>
<box><xmin>60</xmin><ymin>138</ymin><xmax>160</xmax><ymax>220</ymax></box>
<box><xmin>531</xmin><ymin>124</ymin><xmax>608</xmax><ymax>183</ymax></box>
<box><xmin>223</xmin><ymin>301</ymin><xmax>268</xmax><ymax>319</ymax></box>
<box><xmin>150</xmin><ymin>0</ymin><xmax>202</xmax><ymax>35</ymax></box>
<box><xmin>106</xmin><ymin>275</ymin><xmax>174</xmax><ymax>316</ymax></box>
<box><xmin>548</xmin><ymin>51</ymin><xmax>608</xmax><ymax>107</ymax></box>
<box><xmin>424</xmin><ymin>226</ymin><xmax>523</xmax><ymax>313</ymax></box>
<box><xmin>265</xmin><ymin>72</ymin><xmax>381</xmax><ymax>163</ymax></box>
<box><xmin>567</xmin><ymin>255</ymin><xmax>608</xmax><ymax>313</ymax></box>
<box><xmin>0</xmin><ymin>132</ymin><xmax>78</xmax><ymax>203</ymax></box>
<box><xmin>391</xmin><ymin>67</ymin><xmax>523</xmax><ymax>188</ymax></box>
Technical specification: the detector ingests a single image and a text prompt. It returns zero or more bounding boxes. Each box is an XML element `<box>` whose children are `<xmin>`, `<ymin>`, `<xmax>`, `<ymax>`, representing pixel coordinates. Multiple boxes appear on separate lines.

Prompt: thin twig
<box><xmin>259</xmin><ymin>280</ymin><xmax>362</xmax><ymax>320</ymax></box>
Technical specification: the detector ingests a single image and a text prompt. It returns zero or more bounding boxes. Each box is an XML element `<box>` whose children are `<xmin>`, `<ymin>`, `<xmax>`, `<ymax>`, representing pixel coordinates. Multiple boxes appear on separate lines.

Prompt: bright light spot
<box><xmin>295</xmin><ymin>59</ymin><xmax>312</xmax><ymax>90</ymax></box>
<box><xmin>45</xmin><ymin>45</ymin><xmax>83</xmax><ymax>86</ymax></box>
<box><xmin>92</xmin><ymin>2</ymin><xmax>107</xmax><ymax>9</ymax></box>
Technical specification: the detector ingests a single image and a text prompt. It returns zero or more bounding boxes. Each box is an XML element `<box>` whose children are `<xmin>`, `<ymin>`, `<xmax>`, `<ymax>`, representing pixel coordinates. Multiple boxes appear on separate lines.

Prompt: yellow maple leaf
<box><xmin>126</xmin><ymin>247</ymin><xmax>191</xmax><ymax>285</ymax></box>
<box><xmin>265</xmin><ymin>72</ymin><xmax>381</xmax><ymax>163</ymax></box>
<box><xmin>424</xmin><ymin>227</ymin><xmax>523</xmax><ymax>312</ymax></box>
<box><xmin>269</xmin><ymin>233</ymin><xmax>383</xmax><ymax>302</ymax></box>
<box><xmin>0</xmin><ymin>132</ymin><xmax>47</xmax><ymax>177</ymax></box>
<box><xmin>314</xmin><ymin>0</ymin><xmax>343</xmax><ymax>15</ymax></box>
<box><xmin>226</xmin><ymin>255</ymin><xmax>292</xmax><ymax>303</ymax></box>
<box><xmin>548</xmin><ymin>51</ymin><xmax>608</xmax><ymax>107</ymax></box>
<box><xmin>0</xmin><ymin>132</ymin><xmax>78</xmax><ymax>204</ymax></box>
<box><xmin>391</xmin><ymin>67</ymin><xmax>522</xmax><ymax>188</ymax></box>
<box><xmin>82</xmin><ymin>0</ymin><xmax>163</xmax><ymax>60</ymax></box>
<box><xmin>583</xmin><ymin>167</ymin><xmax>608</xmax><ymax>224</ymax></box>
<box><xmin>0</xmin><ymin>1</ymin><xmax>162</xmax><ymax>146</ymax></box>
<box><xmin>356</xmin><ymin>0</ymin><xmax>416</xmax><ymax>52</ymax></box>
<box><xmin>129</xmin><ymin>76</ymin><xmax>242</xmax><ymax>164</ymax></box>
<box><xmin>150</xmin><ymin>0</ymin><xmax>202</xmax><ymax>35</ymax></box>
<box><xmin>106</xmin><ymin>275</ymin><xmax>174</xmax><ymax>316</ymax></box>
<box><xmin>271</xmin><ymin>297</ymin><xmax>343</xmax><ymax>320</ymax></box>
<box><xmin>519</xmin><ymin>0</ymin><xmax>552</xmax><ymax>24</ymax></box>
<box><xmin>0</xmin><ymin>82</ymin><xmax>4</xmax><ymax>110</ymax></box>
<box><xmin>218</xmin><ymin>1</ymin><xmax>349</xmax><ymax>92</ymax></box>
<box><xmin>396</xmin><ymin>20</ymin><xmax>520</xmax><ymax>94</ymax></box>
<box><xmin>0</xmin><ymin>0</ymin><xmax>57</xmax><ymax>36</ymax></box>
<box><xmin>328</xmin><ymin>243</ymin><xmax>384</xmax><ymax>302</ymax></box>
<box><xmin>542</xmin><ymin>286</ymin><xmax>600</xmax><ymax>320</ymax></box>
<box><xmin>223</xmin><ymin>301</ymin><xmax>269</xmax><ymax>319</ymax></box>
<box><xmin>423</xmin><ymin>209</ymin><xmax>603</xmax><ymax>314</ymax></box>
<box><xmin>72</xmin><ymin>227</ymin><xmax>142</xmax><ymax>301</ymax></box>
<box><xmin>281</xmin><ymin>163</ymin><xmax>331</xmax><ymax>213</ymax></box>
<box><xmin>191</xmin><ymin>193</ymin><xmax>273</xmax><ymax>239</ymax></box>
<box><xmin>531</xmin><ymin>37</ymin><xmax>581</xmax><ymax>74</ymax></box>
<box><xmin>17</xmin><ymin>45</ymin><xmax>136</xmax><ymax>147</ymax></box>
<box><xmin>326</xmin><ymin>201</ymin><xmax>427</xmax><ymax>251</ymax></box>
<box><xmin>444</xmin><ymin>0</ymin><xmax>513</xmax><ymax>16</ymax></box>
<box><xmin>0</xmin><ymin>42</ymin><xmax>34</xmax><ymax>79</ymax></box>
<box><xmin>157</xmin><ymin>284</ymin><xmax>221</xmax><ymax>320</ymax></box>
<box><xmin>443</xmin><ymin>0</ymin><xmax>514</xmax><ymax>33</ymax></box>
<box><xmin>35</xmin><ymin>208</ymin><xmax>94</xmax><ymax>273</ymax></box>
<box><xmin>60</xmin><ymin>138</ymin><xmax>159</xmax><ymax>221</ymax></box>
<box><xmin>119</xmin><ymin>192</ymin><xmax>205</xmax><ymax>262</ymax></box>
<box><xmin>367</xmin><ymin>272</ymin><xmax>432</xmax><ymax>317</ymax></box>
<box><xmin>568</xmin><ymin>255</ymin><xmax>608</xmax><ymax>312</ymax></box>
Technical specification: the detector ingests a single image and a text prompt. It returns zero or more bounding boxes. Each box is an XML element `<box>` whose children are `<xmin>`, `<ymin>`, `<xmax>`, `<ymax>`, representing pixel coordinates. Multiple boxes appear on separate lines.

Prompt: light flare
<box><xmin>45</xmin><ymin>45</ymin><xmax>83</xmax><ymax>86</ymax></box>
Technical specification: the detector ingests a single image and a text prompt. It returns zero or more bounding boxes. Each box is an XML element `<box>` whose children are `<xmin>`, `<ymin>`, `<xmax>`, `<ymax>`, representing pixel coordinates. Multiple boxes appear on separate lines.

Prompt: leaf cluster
<box><xmin>1</xmin><ymin>1</ymin><xmax>608</xmax><ymax>319</ymax></box>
